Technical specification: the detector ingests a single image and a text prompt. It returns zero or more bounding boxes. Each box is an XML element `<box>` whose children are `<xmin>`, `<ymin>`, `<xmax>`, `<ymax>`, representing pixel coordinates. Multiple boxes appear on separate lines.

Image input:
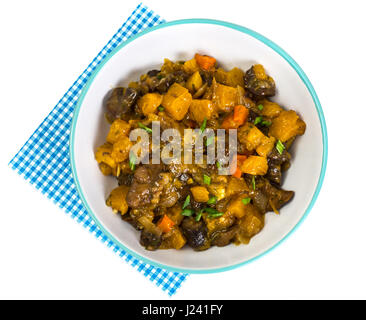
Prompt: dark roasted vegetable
<box><xmin>244</xmin><ymin>65</ymin><xmax>276</xmax><ymax>97</ymax></box>
<box><xmin>262</xmin><ymin>180</ymin><xmax>294</xmax><ymax>212</ymax></box>
<box><xmin>181</xmin><ymin>218</ymin><xmax>210</xmax><ymax>251</ymax></box>
<box><xmin>105</xmin><ymin>87</ymin><xmax>139</xmax><ymax>123</ymax></box>
<box><xmin>140</xmin><ymin>229</ymin><xmax>162</xmax><ymax>251</ymax></box>
<box><xmin>211</xmin><ymin>225</ymin><xmax>239</xmax><ymax>247</ymax></box>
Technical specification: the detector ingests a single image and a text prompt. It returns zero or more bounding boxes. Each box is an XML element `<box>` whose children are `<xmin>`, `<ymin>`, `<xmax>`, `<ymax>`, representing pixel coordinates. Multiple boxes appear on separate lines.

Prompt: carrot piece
<box><xmin>221</xmin><ymin>114</ymin><xmax>240</xmax><ymax>130</ymax></box>
<box><xmin>232</xmin><ymin>167</ymin><xmax>242</xmax><ymax>178</ymax></box>
<box><xmin>237</xmin><ymin>154</ymin><xmax>248</xmax><ymax>162</ymax></box>
<box><xmin>231</xmin><ymin>154</ymin><xmax>247</xmax><ymax>178</ymax></box>
<box><xmin>157</xmin><ymin>215</ymin><xmax>175</xmax><ymax>233</ymax></box>
<box><xmin>194</xmin><ymin>53</ymin><xmax>216</xmax><ymax>71</ymax></box>
<box><xmin>233</xmin><ymin>105</ymin><xmax>249</xmax><ymax>125</ymax></box>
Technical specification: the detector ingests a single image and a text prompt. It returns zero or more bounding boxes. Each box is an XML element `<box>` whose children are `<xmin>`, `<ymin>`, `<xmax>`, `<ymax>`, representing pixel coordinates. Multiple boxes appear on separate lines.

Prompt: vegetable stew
<box><xmin>95</xmin><ymin>54</ymin><xmax>306</xmax><ymax>251</ymax></box>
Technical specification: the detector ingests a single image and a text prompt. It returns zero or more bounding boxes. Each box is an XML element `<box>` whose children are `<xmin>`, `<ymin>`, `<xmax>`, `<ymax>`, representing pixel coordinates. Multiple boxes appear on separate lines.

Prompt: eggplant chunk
<box><xmin>140</xmin><ymin>229</ymin><xmax>162</xmax><ymax>251</ymax></box>
<box><xmin>211</xmin><ymin>225</ymin><xmax>239</xmax><ymax>247</ymax></box>
<box><xmin>244</xmin><ymin>65</ymin><xmax>276</xmax><ymax>98</ymax></box>
<box><xmin>263</xmin><ymin>180</ymin><xmax>294</xmax><ymax>212</ymax></box>
<box><xmin>181</xmin><ymin>218</ymin><xmax>210</xmax><ymax>251</ymax></box>
<box><xmin>105</xmin><ymin>87</ymin><xmax>139</xmax><ymax>122</ymax></box>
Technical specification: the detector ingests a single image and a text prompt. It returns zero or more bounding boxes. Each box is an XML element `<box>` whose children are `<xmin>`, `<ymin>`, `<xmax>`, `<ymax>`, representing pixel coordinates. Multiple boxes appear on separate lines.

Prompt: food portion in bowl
<box><xmin>94</xmin><ymin>53</ymin><xmax>306</xmax><ymax>251</ymax></box>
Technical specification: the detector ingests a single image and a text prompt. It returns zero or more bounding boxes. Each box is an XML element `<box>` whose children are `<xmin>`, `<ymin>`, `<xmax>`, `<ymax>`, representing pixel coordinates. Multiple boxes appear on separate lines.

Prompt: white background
<box><xmin>1</xmin><ymin>0</ymin><xmax>365</xmax><ymax>300</ymax></box>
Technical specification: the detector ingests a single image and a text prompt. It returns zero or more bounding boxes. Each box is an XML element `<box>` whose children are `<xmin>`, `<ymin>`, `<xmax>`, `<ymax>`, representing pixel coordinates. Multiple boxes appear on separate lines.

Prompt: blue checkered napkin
<box><xmin>9</xmin><ymin>3</ymin><xmax>188</xmax><ymax>296</ymax></box>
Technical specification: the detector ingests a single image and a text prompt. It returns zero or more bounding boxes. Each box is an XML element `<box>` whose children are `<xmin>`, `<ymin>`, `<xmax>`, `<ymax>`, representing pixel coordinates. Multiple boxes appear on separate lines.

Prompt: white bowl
<box><xmin>70</xmin><ymin>19</ymin><xmax>328</xmax><ymax>273</ymax></box>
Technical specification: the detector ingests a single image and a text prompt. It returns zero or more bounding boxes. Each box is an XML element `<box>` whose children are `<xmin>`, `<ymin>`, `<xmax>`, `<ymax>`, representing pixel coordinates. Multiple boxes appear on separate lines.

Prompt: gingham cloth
<box><xmin>9</xmin><ymin>3</ymin><xmax>188</xmax><ymax>296</ymax></box>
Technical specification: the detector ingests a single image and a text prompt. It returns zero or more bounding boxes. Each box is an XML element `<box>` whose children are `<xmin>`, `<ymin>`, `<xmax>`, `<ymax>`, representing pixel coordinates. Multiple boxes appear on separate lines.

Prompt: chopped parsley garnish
<box><xmin>254</xmin><ymin>116</ymin><xmax>271</xmax><ymax>127</ymax></box>
<box><xmin>254</xmin><ymin>116</ymin><xmax>263</xmax><ymax>125</ymax></box>
<box><xmin>216</xmin><ymin>161</ymin><xmax>222</xmax><ymax>169</ymax></box>
<box><xmin>129</xmin><ymin>152</ymin><xmax>136</xmax><ymax>171</ymax></box>
<box><xmin>241</xmin><ymin>197</ymin><xmax>251</xmax><ymax>205</ymax></box>
<box><xmin>182</xmin><ymin>195</ymin><xmax>190</xmax><ymax>209</ymax></box>
<box><xmin>203</xmin><ymin>207</ymin><xmax>224</xmax><ymax>218</ymax></box>
<box><xmin>138</xmin><ymin>122</ymin><xmax>152</xmax><ymax>133</ymax></box>
<box><xmin>158</xmin><ymin>106</ymin><xmax>164</xmax><ymax>112</ymax></box>
<box><xmin>195</xmin><ymin>211</ymin><xmax>203</xmax><ymax>222</ymax></box>
<box><xmin>207</xmin><ymin>196</ymin><xmax>217</xmax><ymax>205</ymax></box>
<box><xmin>257</xmin><ymin>104</ymin><xmax>264</xmax><ymax>111</ymax></box>
<box><xmin>200</xmin><ymin>118</ymin><xmax>207</xmax><ymax>133</ymax></box>
<box><xmin>156</xmin><ymin>74</ymin><xmax>164</xmax><ymax>80</ymax></box>
<box><xmin>203</xmin><ymin>174</ymin><xmax>211</xmax><ymax>185</ymax></box>
<box><xmin>181</xmin><ymin>209</ymin><xmax>194</xmax><ymax>217</ymax></box>
<box><xmin>276</xmin><ymin>140</ymin><xmax>285</xmax><ymax>155</ymax></box>
<box><xmin>261</xmin><ymin>120</ymin><xmax>272</xmax><ymax>127</ymax></box>
<box><xmin>252</xmin><ymin>176</ymin><xmax>256</xmax><ymax>191</ymax></box>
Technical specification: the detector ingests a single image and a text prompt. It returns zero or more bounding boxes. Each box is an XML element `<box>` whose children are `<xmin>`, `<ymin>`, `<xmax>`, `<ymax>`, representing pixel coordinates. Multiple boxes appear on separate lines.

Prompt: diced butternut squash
<box><xmin>98</xmin><ymin>162</ymin><xmax>113</xmax><ymax>176</ymax></box>
<box><xmin>256</xmin><ymin>136</ymin><xmax>276</xmax><ymax>157</ymax></box>
<box><xmin>207</xmin><ymin>183</ymin><xmax>226</xmax><ymax>201</ymax></box>
<box><xmin>190</xmin><ymin>186</ymin><xmax>210</xmax><ymax>203</ymax></box>
<box><xmin>183</xmin><ymin>58</ymin><xmax>200</xmax><ymax>74</ymax></box>
<box><xmin>215</xmin><ymin>67</ymin><xmax>245</xmax><ymax>88</ymax></box>
<box><xmin>161</xmin><ymin>58</ymin><xmax>182</xmax><ymax>74</ymax></box>
<box><xmin>167</xmin><ymin>205</ymin><xmax>185</xmax><ymax>225</ymax></box>
<box><xmin>236</xmin><ymin>205</ymin><xmax>264</xmax><ymax>239</ymax></box>
<box><xmin>111</xmin><ymin>136</ymin><xmax>133</xmax><ymax>162</ymax></box>
<box><xmin>259</xmin><ymin>99</ymin><xmax>284</xmax><ymax>118</ymax></box>
<box><xmin>269</xmin><ymin>110</ymin><xmax>306</xmax><ymax>142</ymax></box>
<box><xmin>95</xmin><ymin>142</ymin><xmax>117</xmax><ymax>169</ymax></box>
<box><xmin>160</xmin><ymin>226</ymin><xmax>186</xmax><ymax>250</ymax></box>
<box><xmin>137</xmin><ymin>93</ymin><xmax>163</xmax><ymax>116</ymax></box>
<box><xmin>189</xmin><ymin>99</ymin><xmax>215</xmax><ymax>123</ymax></box>
<box><xmin>226</xmin><ymin>177</ymin><xmax>249</xmax><ymax>197</ymax></box>
<box><xmin>162</xmin><ymin>83</ymin><xmax>192</xmax><ymax>120</ymax></box>
<box><xmin>186</xmin><ymin>71</ymin><xmax>203</xmax><ymax>93</ymax></box>
<box><xmin>106</xmin><ymin>185</ymin><xmax>129</xmax><ymax>215</ymax></box>
<box><xmin>240</xmin><ymin>155</ymin><xmax>268</xmax><ymax>175</ymax></box>
<box><xmin>204</xmin><ymin>212</ymin><xmax>236</xmax><ymax>236</ymax></box>
<box><xmin>106</xmin><ymin>119</ymin><xmax>131</xmax><ymax>144</ymax></box>
<box><xmin>238</xmin><ymin>123</ymin><xmax>266</xmax><ymax>151</ymax></box>
<box><xmin>212</xmin><ymin>79</ymin><xmax>239</xmax><ymax>112</ymax></box>
<box><xmin>226</xmin><ymin>194</ymin><xmax>252</xmax><ymax>219</ymax></box>
<box><xmin>253</xmin><ymin>64</ymin><xmax>268</xmax><ymax>80</ymax></box>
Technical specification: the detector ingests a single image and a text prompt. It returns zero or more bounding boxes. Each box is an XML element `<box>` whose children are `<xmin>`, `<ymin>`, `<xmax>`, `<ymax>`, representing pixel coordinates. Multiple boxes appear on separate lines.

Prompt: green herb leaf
<box><xmin>276</xmin><ymin>140</ymin><xmax>285</xmax><ymax>155</ymax></box>
<box><xmin>254</xmin><ymin>116</ymin><xmax>263</xmax><ymax>125</ymax></box>
<box><xmin>138</xmin><ymin>122</ymin><xmax>152</xmax><ymax>133</ymax></box>
<box><xmin>206</xmin><ymin>135</ymin><xmax>214</xmax><ymax>147</ymax></box>
<box><xmin>207</xmin><ymin>196</ymin><xmax>217</xmax><ymax>205</ymax></box>
<box><xmin>216</xmin><ymin>161</ymin><xmax>222</xmax><ymax>169</ymax></box>
<box><xmin>195</xmin><ymin>211</ymin><xmax>202</xmax><ymax>222</ymax></box>
<box><xmin>181</xmin><ymin>209</ymin><xmax>194</xmax><ymax>217</ymax></box>
<box><xmin>158</xmin><ymin>106</ymin><xmax>164</xmax><ymax>112</ymax></box>
<box><xmin>202</xmin><ymin>208</ymin><xmax>224</xmax><ymax>218</ymax></box>
<box><xmin>261</xmin><ymin>120</ymin><xmax>272</xmax><ymax>127</ymax></box>
<box><xmin>257</xmin><ymin>104</ymin><xmax>264</xmax><ymax>111</ymax></box>
<box><xmin>182</xmin><ymin>195</ymin><xmax>190</xmax><ymax>209</ymax></box>
<box><xmin>156</xmin><ymin>74</ymin><xmax>164</xmax><ymax>80</ymax></box>
<box><xmin>208</xmin><ymin>212</ymin><xmax>225</xmax><ymax>218</ymax></box>
<box><xmin>203</xmin><ymin>174</ymin><xmax>211</xmax><ymax>185</ymax></box>
<box><xmin>200</xmin><ymin>118</ymin><xmax>207</xmax><ymax>133</ymax></box>
<box><xmin>241</xmin><ymin>197</ymin><xmax>251</xmax><ymax>205</ymax></box>
<box><xmin>203</xmin><ymin>207</ymin><xmax>218</xmax><ymax>214</ymax></box>
<box><xmin>129</xmin><ymin>152</ymin><xmax>136</xmax><ymax>171</ymax></box>
<box><xmin>252</xmin><ymin>176</ymin><xmax>256</xmax><ymax>191</ymax></box>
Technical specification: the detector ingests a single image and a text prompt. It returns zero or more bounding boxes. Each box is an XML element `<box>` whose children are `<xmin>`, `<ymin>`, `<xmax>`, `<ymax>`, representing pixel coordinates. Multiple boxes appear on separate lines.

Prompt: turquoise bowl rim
<box><xmin>69</xmin><ymin>18</ymin><xmax>328</xmax><ymax>274</ymax></box>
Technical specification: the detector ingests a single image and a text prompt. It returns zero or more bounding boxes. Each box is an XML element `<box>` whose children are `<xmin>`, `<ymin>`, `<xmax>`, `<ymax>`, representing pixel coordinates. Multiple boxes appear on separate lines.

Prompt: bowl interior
<box><xmin>71</xmin><ymin>21</ymin><xmax>325</xmax><ymax>272</ymax></box>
